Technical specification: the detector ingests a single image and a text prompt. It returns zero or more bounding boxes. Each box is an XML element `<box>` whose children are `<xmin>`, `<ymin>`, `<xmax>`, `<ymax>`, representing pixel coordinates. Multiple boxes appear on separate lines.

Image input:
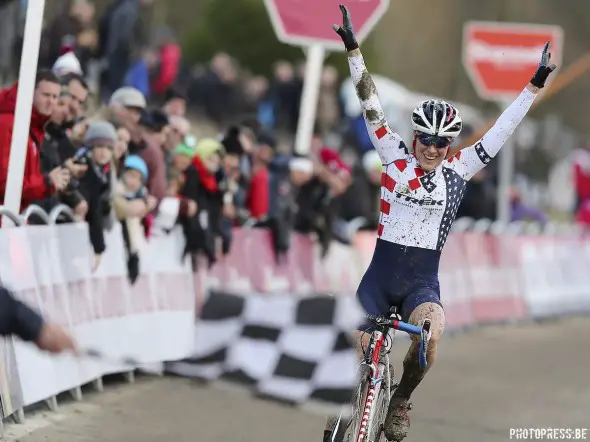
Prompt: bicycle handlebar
<box><xmin>365</xmin><ymin>315</ymin><xmax>432</xmax><ymax>369</ymax></box>
<box><xmin>393</xmin><ymin>320</ymin><xmax>422</xmax><ymax>335</ymax></box>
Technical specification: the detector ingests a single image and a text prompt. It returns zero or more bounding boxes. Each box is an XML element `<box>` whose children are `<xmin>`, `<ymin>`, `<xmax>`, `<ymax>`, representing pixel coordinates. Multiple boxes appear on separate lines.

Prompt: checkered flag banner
<box><xmin>167</xmin><ymin>290</ymin><xmax>365</xmax><ymax>413</ymax></box>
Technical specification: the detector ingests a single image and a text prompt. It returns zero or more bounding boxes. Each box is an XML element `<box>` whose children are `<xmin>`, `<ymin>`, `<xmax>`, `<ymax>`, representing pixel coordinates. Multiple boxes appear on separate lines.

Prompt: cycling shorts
<box><xmin>356</xmin><ymin>238</ymin><xmax>443</xmax><ymax>331</ymax></box>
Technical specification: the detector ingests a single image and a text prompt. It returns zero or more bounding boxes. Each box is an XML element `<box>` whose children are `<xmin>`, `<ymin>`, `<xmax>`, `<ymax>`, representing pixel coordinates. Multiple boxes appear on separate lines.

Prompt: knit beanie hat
<box><xmin>196</xmin><ymin>137</ymin><xmax>225</xmax><ymax>160</ymax></box>
<box><xmin>52</xmin><ymin>51</ymin><xmax>83</xmax><ymax>77</ymax></box>
<box><xmin>84</xmin><ymin>121</ymin><xmax>117</xmax><ymax>148</ymax></box>
<box><xmin>124</xmin><ymin>154</ymin><xmax>149</xmax><ymax>182</ymax></box>
<box><xmin>173</xmin><ymin>134</ymin><xmax>198</xmax><ymax>158</ymax></box>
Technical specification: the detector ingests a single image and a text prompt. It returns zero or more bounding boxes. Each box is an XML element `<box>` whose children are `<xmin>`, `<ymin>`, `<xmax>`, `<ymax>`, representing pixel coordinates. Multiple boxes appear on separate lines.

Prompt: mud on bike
<box><xmin>331</xmin><ymin>307</ymin><xmax>431</xmax><ymax>442</ymax></box>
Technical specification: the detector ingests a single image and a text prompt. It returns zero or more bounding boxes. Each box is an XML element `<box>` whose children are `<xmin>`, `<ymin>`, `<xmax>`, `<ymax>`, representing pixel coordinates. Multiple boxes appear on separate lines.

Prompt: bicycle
<box><xmin>331</xmin><ymin>307</ymin><xmax>431</xmax><ymax>442</ymax></box>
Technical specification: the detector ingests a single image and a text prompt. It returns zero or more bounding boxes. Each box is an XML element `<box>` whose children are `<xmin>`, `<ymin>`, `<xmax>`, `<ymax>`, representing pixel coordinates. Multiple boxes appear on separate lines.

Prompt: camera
<box><xmin>73</xmin><ymin>155</ymin><xmax>88</xmax><ymax>166</ymax></box>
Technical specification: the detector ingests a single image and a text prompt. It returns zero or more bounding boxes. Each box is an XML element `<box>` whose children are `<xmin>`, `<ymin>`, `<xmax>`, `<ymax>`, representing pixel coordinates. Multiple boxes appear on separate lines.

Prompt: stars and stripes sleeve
<box><xmin>348</xmin><ymin>52</ymin><xmax>409</xmax><ymax>164</ymax></box>
<box><xmin>455</xmin><ymin>87</ymin><xmax>537</xmax><ymax>180</ymax></box>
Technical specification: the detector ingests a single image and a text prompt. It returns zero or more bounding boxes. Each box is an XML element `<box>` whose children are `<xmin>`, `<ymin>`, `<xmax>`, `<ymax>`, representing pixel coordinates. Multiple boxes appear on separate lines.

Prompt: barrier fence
<box><xmin>0</xmin><ymin>205</ymin><xmax>196</xmax><ymax>425</ymax></box>
<box><xmin>1</xmin><ymin>205</ymin><xmax>590</xmax><ymax>425</ymax></box>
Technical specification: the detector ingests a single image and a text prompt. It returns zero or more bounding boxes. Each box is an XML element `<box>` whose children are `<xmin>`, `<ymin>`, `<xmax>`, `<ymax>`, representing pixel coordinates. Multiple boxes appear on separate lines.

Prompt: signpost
<box><xmin>462</xmin><ymin>21</ymin><xmax>564</xmax><ymax>224</ymax></box>
<box><xmin>1</xmin><ymin>0</ymin><xmax>46</xmax><ymax>227</ymax></box>
<box><xmin>263</xmin><ymin>0</ymin><xmax>389</xmax><ymax>155</ymax></box>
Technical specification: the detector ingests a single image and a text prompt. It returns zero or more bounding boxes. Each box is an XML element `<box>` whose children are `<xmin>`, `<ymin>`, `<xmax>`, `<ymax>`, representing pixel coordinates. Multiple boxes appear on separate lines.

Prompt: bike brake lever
<box><xmin>418</xmin><ymin>319</ymin><xmax>432</xmax><ymax>370</ymax></box>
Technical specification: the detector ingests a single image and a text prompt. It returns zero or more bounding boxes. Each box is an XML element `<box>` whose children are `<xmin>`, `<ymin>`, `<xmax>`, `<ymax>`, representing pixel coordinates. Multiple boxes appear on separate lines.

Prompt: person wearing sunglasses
<box><xmin>326</xmin><ymin>4</ymin><xmax>557</xmax><ymax>442</ymax></box>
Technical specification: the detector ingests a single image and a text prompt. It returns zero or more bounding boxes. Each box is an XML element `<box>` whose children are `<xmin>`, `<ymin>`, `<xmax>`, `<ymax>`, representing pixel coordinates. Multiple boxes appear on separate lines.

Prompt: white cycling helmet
<box><xmin>411</xmin><ymin>99</ymin><xmax>462</xmax><ymax>139</ymax></box>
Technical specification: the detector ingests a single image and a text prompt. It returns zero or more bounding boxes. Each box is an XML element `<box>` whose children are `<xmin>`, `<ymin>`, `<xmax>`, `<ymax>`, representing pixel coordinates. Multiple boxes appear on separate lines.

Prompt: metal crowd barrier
<box><xmin>0</xmin><ymin>204</ymin><xmax>136</xmax><ymax>428</ymax></box>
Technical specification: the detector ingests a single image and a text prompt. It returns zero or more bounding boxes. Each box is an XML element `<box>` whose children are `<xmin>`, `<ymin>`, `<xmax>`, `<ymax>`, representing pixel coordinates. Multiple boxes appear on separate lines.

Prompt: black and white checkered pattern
<box><xmin>437</xmin><ymin>167</ymin><xmax>466</xmax><ymax>250</ymax></box>
<box><xmin>167</xmin><ymin>291</ymin><xmax>364</xmax><ymax>411</ymax></box>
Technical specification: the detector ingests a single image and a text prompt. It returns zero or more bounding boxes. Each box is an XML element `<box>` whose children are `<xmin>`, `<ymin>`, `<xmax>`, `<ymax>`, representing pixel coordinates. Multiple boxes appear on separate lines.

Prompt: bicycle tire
<box><xmin>331</xmin><ymin>365</ymin><xmax>369</xmax><ymax>442</ymax></box>
<box><xmin>337</xmin><ymin>359</ymin><xmax>391</xmax><ymax>442</ymax></box>
<box><xmin>367</xmin><ymin>357</ymin><xmax>391</xmax><ymax>442</ymax></box>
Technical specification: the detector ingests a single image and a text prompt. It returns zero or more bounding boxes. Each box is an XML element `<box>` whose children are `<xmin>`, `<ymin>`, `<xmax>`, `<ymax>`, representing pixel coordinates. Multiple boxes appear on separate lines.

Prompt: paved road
<box><xmin>4</xmin><ymin>317</ymin><xmax>590</xmax><ymax>442</ymax></box>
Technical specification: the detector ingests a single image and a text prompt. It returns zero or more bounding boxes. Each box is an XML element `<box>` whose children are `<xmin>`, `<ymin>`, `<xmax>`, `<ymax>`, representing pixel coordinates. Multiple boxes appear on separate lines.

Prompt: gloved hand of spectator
<box><xmin>36</xmin><ymin>322</ymin><xmax>77</xmax><ymax>354</ymax></box>
<box><xmin>127</xmin><ymin>253</ymin><xmax>140</xmax><ymax>284</ymax></box>
<box><xmin>49</xmin><ymin>167</ymin><xmax>71</xmax><ymax>191</ymax></box>
<box><xmin>332</xmin><ymin>4</ymin><xmax>359</xmax><ymax>52</ymax></box>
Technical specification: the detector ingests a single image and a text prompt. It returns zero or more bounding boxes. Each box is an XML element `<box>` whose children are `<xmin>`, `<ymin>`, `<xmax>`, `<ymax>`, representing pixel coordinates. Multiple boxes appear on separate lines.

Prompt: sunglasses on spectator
<box><xmin>416</xmin><ymin>132</ymin><xmax>453</xmax><ymax>149</ymax></box>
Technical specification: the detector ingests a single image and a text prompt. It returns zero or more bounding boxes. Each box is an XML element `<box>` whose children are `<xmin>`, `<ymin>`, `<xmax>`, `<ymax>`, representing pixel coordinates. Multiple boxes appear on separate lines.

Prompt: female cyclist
<box><xmin>325</xmin><ymin>4</ymin><xmax>556</xmax><ymax>441</ymax></box>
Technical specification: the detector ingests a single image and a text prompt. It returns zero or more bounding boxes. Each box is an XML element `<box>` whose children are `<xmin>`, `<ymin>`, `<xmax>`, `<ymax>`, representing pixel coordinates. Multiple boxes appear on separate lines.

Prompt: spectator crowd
<box><xmin>0</xmin><ymin>0</ymin><xmax>584</xmax><ymax>284</ymax></box>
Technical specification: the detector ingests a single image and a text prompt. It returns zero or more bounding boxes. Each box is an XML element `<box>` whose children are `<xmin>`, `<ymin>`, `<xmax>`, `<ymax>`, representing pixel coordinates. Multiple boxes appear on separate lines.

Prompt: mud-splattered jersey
<box><xmin>348</xmin><ymin>53</ymin><xmax>537</xmax><ymax>251</ymax></box>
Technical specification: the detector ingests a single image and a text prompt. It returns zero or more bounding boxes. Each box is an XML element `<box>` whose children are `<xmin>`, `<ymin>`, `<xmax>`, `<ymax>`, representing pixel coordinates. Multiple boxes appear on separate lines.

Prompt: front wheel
<box><xmin>331</xmin><ymin>365</ymin><xmax>369</xmax><ymax>442</ymax></box>
<box><xmin>337</xmin><ymin>360</ymin><xmax>391</xmax><ymax>442</ymax></box>
<box><xmin>366</xmin><ymin>359</ymin><xmax>391</xmax><ymax>442</ymax></box>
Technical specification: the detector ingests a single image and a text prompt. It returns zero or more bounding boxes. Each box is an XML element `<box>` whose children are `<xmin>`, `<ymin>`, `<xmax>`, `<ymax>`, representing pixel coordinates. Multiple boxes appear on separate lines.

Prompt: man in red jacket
<box><xmin>0</xmin><ymin>70</ymin><xmax>70</xmax><ymax>211</ymax></box>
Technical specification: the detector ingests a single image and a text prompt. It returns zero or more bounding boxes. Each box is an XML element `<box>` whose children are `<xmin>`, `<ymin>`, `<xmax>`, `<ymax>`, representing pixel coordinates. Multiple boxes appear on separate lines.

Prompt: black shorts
<box><xmin>356</xmin><ymin>239</ymin><xmax>443</xmax><ymax>331</ymax></box>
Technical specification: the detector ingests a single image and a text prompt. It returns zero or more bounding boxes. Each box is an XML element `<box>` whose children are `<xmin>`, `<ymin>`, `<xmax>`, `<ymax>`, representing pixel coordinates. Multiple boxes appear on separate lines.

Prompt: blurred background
<box><xmin>1</xmin><ymin>0</ymin><xmax>588</xmax><ymax>231</ymax></box>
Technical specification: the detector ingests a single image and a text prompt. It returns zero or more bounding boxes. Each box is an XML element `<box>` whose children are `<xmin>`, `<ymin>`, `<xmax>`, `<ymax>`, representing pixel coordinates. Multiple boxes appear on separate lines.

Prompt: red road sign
<box><xmin>263</xmin><ymin>0</ymin><xmax>389</xmax><ymax>50</ymax></box>
<box><xmin>462</xmin><ymin>21</ymin><xmax>564</xmax><ymax>101</ymax></box>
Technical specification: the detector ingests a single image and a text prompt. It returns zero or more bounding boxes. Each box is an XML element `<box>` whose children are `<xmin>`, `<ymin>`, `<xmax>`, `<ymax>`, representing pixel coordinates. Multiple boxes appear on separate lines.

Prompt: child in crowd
<box><xmin>74</xmin><ymin>121</ymin><xmax>117</xmax><ymax>271</ymax></box>
<box><xmin>112</xmin><ymin>155</ymin><xmax>150</xmax><ymax>283</ymax></box>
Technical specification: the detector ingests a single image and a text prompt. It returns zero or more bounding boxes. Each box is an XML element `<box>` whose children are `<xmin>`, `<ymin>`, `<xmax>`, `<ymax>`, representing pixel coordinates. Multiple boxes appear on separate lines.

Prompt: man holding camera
<box><xmin>36</xmin><ymin>73</ymin><xmax>91</xmax><ymax>222</ymax></box>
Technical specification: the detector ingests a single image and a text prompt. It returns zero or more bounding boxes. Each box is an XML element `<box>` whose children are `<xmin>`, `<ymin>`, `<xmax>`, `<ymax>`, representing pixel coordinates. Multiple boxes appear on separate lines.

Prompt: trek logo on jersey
<box><xmin>393</xmin><ymin>192</ymin><xmax>444</xmax><ymax>206</ymax></box>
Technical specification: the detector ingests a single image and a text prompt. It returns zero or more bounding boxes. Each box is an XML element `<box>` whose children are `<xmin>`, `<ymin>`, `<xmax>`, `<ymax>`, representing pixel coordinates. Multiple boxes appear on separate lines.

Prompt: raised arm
<box><xmin>454</xmin><ymin>41</ymin><xmax>557</xmax><ymax>180</ymax></box>
<box><xmin>334</xmin><ymin>5</ymin><xmax>409</xmax><ymax>164</ymax></box>
<box><xmin>456</xmin><ymin>85</ymin><xmax>537</xmax><ymax>180</ymax></box>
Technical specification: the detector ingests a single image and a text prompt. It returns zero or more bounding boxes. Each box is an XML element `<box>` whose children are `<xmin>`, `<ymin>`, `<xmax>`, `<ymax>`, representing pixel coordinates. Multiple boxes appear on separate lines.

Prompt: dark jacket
<box><xmin>136</xmin><ymin>133</ymin><xmax>167</xmax><ymax>203</ymax></box>
<box><xmin>179</xmin><ymin>159</ymin><xmax>224</xmax><ymax>266</ymax></box>
<box><xmin>294</xmin><ymin>177</ymin><xmax>335</xmax><ymax>257</ymax></box>
<box><xmin>76</xmin><ymin>148</ymin><xmax>112</xmax><ymax>255</ymax></box>
<box><xmin>99</xmin><ymin>0</ymin><xmax>144</xmax><ymax>95</ymax></box>
<box><xmin>34</xmin><ymin>122</ymin><xmax>84</xmax><ymax>218</ymax></box>
<box><xmin>0</xmin><ymin>286</ymin><xmax>43</xmax><ymax>342</ymax></box>
<box><xmin>266</xmin><ymin>155</ymin><xmax>295</xmax><ymax>260</ymax></box>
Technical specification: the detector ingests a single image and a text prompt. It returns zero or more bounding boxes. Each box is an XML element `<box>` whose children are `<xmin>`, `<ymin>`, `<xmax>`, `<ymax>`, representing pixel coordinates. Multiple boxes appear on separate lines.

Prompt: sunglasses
<box><xmin>417</xmin><ymin>133</ymin><xmax>452</xmax><ymax>149</ymax></box>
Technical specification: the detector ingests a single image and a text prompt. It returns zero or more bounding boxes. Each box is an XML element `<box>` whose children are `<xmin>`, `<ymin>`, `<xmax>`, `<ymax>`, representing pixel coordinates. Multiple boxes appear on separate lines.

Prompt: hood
<box><xmin>0</xmin><ymin>82</ymin><xmax>50</xmax><ymax>133</ymax></box>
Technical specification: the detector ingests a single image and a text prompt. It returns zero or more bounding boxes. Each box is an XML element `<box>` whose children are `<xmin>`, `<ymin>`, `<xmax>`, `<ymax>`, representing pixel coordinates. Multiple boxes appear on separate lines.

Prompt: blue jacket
<box><xmin>125</xmin><ymin>60</ymin><xmax>150</xmax><ymax>98</ymax></box>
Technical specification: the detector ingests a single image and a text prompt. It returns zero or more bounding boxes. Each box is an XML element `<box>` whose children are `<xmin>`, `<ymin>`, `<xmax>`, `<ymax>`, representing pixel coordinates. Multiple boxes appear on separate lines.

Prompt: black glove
<box><xmin>332</xmin><ymin>4</ymin><xmax>359</xmax><ymax>52</ymax></box>
<box><xmin>127</xmin><ymin>253</ymin><xmax>139</xmax><ymax>285</ymax></box>
<box><xmin>530</xmin><ymin>41</ymin><xmax>557</xmax><ymax>88</ymax></box>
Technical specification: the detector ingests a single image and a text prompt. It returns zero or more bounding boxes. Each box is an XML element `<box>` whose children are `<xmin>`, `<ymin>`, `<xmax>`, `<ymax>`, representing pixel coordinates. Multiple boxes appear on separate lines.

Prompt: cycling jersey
<box><xmin>348</xmin><ymin>53</ymin><xmax>538</xmax><ymax>325</ymax></box>
<box><xmin>349</xmin><ymin>54</ymin><xmax>537</xmax><ymax>251</ymax></box>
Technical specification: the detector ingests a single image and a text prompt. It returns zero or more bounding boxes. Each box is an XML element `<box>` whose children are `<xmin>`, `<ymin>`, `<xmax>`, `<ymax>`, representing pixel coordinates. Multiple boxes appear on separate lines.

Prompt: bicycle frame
<box><xmin>355</xmin><ymin>327</ymin><xmax>390</xmax><ymax>442</ymax></box>
<box><xmin>353</xmin><ymin>311</ymin><xmax>431</xmax><ymax>442</ymax></box>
